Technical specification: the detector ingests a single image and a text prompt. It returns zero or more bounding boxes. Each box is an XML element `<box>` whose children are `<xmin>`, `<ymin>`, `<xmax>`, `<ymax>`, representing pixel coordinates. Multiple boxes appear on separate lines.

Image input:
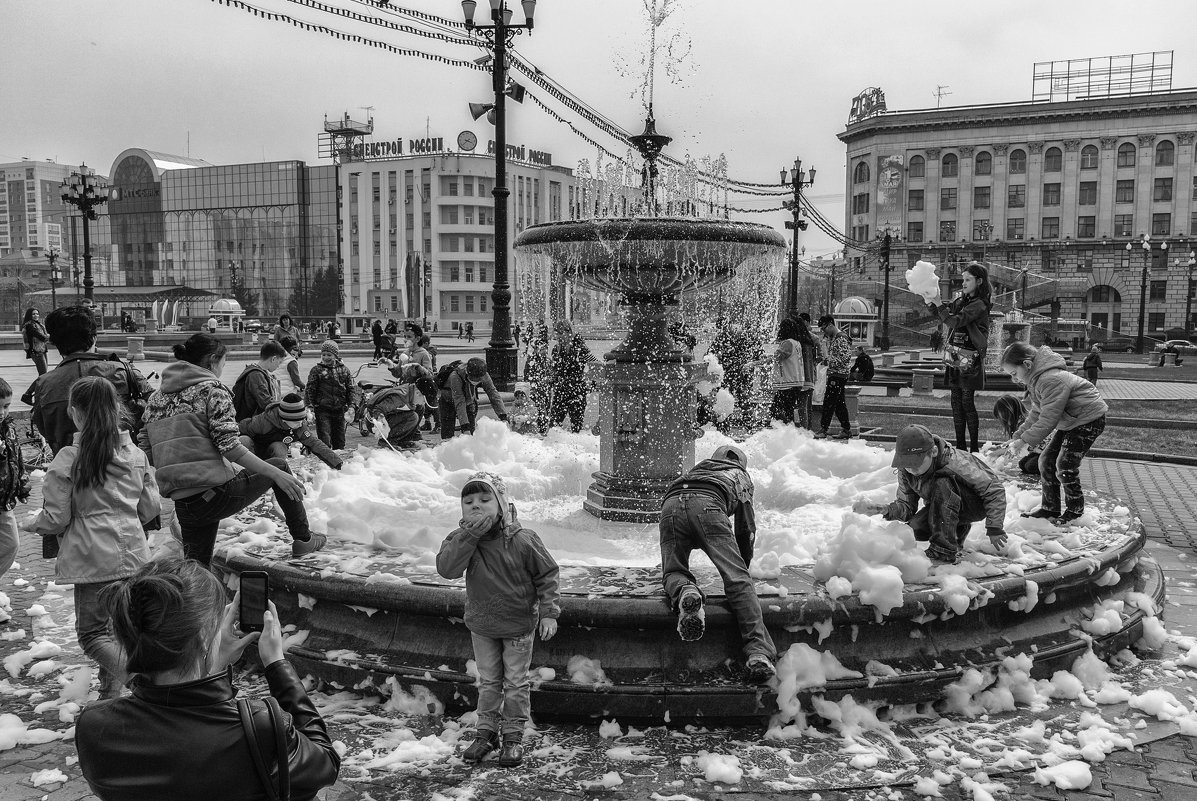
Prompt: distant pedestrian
<box><xmin>206</xmin><ymin>316</ymin><xmax>218</xmax><ymax>334</ymax></box>
<box><xmin>814</xmin><ymin>314</ymin><xmax>853</xmax><ymax>440</ymax></box>
<box><xmin>466</xmin><ymin>321</ymin><xmax>475</xmax><ymax>343</ymax></box>
<box><xmin>849</xmin><ymin>345</ymin><xmax>875</xmax><ymax>383</ymax></box>
<box><xmin>457</xmin><ymin>323</ymin><xmax>465</xmax><ymax>340</ymax></box>
<box><xmin>371</xmin><ymin>318</ymin><xmax>385</xmax><ymax>360</ymax></box>
<box><xmin>930</xmin><ymin>328</ymin><xmax>944</xmax><ymax>353</ymax></box>
<box><xmin>22</xmin><ymin>308</ymin><xmax>49</xmax><ymax>375</ymax></box>
<box><xmin>1082</xmin><ymin>344</ymin><xmax>1103</xmax><ymax>385</ymax></box>
<box><xmin>32</xmin><ymin>377</ymin><xmax>161</xmax><ymax>697</ymax></box>
<box><xmin>792</xmin><ymin>315</ymin><xmax>818</xmax><ymax>429</ymax></box>
<box><xmin>513</xmin><ymin>321</ymin><xmax>521</xmax><ymax>349</ymax></box>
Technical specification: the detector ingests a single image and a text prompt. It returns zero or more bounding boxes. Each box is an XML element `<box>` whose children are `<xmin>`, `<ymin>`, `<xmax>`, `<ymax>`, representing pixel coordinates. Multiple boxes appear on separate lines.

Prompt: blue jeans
<box><xmin>471</xmin><ymin>631</ymin><xmax>534</xmax><ymax>737</ymax></box>
<box><xmin>173</xmin><ymin>458</ymin><xmax>310</xmax><ymax>566</ymax></box>
<box><xmin>908</xmin><ymin>475</ymin><xmax>988</xmax><ymax>562</ymax></box>
<box><xmin>659</xmin><ymin>493</ymin><xmax>776</xmax><ymax>661</ymax></box>
<box><xmin>75</xmin><ymin>581</ymin><xmax>126</xmax><ymax>695</ymax></box>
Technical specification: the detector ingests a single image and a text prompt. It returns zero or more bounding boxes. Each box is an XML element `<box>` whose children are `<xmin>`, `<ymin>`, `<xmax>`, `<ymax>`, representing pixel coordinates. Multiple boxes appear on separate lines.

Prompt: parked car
<box><xmin>243</xmin><ymin>319</ymin><xmax>263</xmax><ymax>333</ymax></box>
<box><xmin>1096</xmin><ymin>336</ymin><xmax>1137</xmax><ymax>352</ymax></box>
<box><xmin>1153</xmin><ymin>339</ymin><xmax>1197</xmax><ymax>353</ymax></box>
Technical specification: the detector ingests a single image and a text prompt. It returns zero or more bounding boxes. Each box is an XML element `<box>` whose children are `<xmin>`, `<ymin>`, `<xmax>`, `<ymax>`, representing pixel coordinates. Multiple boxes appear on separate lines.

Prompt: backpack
<box><xmin>434</xmin><ymin>360</ymin><xmax>464</xmax><ymax>391</ymax></box>
<box><xmin>232</xmin><ymin>365</ymin><xmax>275</xmax><ymax>420</ymax></box>
<box><xmin>32</xmin><ymin>354</ymin><xmax>149</xmax><ymax>450</ymax></box>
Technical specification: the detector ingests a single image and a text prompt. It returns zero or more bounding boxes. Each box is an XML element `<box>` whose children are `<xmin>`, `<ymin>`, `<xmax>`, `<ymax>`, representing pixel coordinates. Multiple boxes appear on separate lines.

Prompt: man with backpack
<box><xmin>231</xmin><ymin>341</ymin><xmax>285</xmax><ymax>421</ymax></box>
<box><xmin>21</xmin><ymin>306</ymin><xmax>153</xmax><ymax>455</ymax></box>
<box><xmin>437</xmin><ymin>357</ymin><xmax>507</xmax><ymax>439</ymax></box>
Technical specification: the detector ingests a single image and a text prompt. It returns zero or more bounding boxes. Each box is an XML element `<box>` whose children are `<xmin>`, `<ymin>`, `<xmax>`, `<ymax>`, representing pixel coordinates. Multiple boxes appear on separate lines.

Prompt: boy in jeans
<box><xmin>436</xmin><ymin>472</ymin><xmax>559</xmax><ymax>767</ymax></box>
<box><xmin>0</xmin><ymin>379</ymin><xmax>30</xmax><ymax>583</ymax></box>
<box><xmin>305</xmin><ymin>341</ymin><xmax>356</xmax><ymax>449</ymax></box>
<box><xmin>854</xmin><ymin>424</ymin><xmax>1008</xmax><ymax>564</ymax></box>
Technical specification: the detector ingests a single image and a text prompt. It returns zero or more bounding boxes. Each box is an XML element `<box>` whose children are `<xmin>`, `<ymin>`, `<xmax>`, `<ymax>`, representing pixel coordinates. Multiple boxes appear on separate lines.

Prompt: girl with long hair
<box><xmin>928</xmin><ymin>262</ymin><xmax>992</xmax><ymax>452</ymax></box>
<box><xmin>22</xmin><ymin>307</ymin><xmax>49</xmax><ymax>375</ymax></box>
<box><xmin>32</xmin><ymin>377</ymin><xmax>160</xmax><ymax>697</ymax></box>
<box><xmin>768</xmin><ymin>318</ymin><xmax>808</xmax><ymax>428</ymax></box>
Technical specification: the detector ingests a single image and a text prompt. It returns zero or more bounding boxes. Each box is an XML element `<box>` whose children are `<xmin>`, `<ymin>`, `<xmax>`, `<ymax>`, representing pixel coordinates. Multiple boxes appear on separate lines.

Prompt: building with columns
<box><xmin>838</xmin><ymin>89</ymin><xmax>1197</xmax><ymax>344</ymax></box>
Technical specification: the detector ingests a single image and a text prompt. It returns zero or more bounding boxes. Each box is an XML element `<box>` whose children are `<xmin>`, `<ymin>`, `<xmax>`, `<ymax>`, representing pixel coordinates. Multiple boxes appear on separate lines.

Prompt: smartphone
<box><xmin>239</xmin><ymin>571</ymin><xmax>270</xmax><ymax>634</ymax></box>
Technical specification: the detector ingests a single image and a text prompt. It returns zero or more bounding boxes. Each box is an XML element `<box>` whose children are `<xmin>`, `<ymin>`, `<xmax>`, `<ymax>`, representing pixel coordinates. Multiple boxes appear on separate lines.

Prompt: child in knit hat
<box><xmin>436</xmin><ymin>472</ymin><xmax>560</xmax><ymax>768</ymax></box>
<box><xmin>237</xmin><ymin>392</ymin><xmax>342</xmax><ymax>470</ymax></box>
<box><xmin>305</xmin><ymin>341</ymin><xmax>357</xmax><ymax>449</ymax></box>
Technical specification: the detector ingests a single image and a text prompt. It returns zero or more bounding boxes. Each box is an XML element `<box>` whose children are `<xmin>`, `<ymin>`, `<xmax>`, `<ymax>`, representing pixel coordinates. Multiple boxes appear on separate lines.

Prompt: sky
<box><xmin>3</xmin><ymin>0</ymin><xmax>1197</xmax><ymax>260</ymax></box>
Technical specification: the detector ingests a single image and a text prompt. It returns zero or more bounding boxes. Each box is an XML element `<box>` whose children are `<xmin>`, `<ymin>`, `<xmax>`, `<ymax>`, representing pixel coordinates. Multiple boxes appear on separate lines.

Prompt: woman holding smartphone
<box><xmin>75</xmin><ymin>558</ymin><xmax>340</xmax><ymax>801</ymax></box>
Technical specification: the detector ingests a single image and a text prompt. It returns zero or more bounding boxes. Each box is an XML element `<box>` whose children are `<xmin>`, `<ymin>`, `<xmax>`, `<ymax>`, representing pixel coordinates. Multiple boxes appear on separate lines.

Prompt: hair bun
<box><xmin>171</xmin><ymin>343</ymin><xmax>190</xmax><ymax>360</ymax></box>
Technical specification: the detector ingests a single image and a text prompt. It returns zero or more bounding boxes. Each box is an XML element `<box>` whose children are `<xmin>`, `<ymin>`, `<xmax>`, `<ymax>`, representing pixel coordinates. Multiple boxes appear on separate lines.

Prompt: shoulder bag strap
<box><xmin>266</xmin><ymin>696</ymin><xmax>290</xmax><ymax>801</ymax></box>
<box><xmin>238</xmin><ymin>698</ymin><xmax>281</xmax><ymax>801</ymax></box>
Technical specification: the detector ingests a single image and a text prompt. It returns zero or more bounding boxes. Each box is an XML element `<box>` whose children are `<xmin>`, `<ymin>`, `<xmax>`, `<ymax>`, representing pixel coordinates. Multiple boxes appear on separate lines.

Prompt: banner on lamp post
<box><xmin>875</xmin><ymin>154</ymin><xmax>904</xmax><ymax>234</ymax></box>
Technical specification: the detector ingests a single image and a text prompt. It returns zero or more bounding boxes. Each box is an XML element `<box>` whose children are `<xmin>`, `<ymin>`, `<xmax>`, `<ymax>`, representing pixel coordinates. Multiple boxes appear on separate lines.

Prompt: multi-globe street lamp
<box><xmin>1128</xmin><ymin>234</ymin><xmax>1165</xmax><ymax>354</ymax></box>
<box><xmin>462</xmin><ymin>0</ymin><xmax>537</xmax><ymax>391</ymax></box>
<box><xmin>876</xmin><ymin>227</ymin><xmax>901</xmax><ymax>351</ymax></box>
<box><xmin>780</xmin><ymin>158</ymin><xmax>814</xmax><ymax>318</ymax></box>
<box><xmin>48</xmin><ymin>248</ymin><xmax>61</xmax><ymax>309</ymax></box>
<box><xmin>60</xmin><ymin>165</ymin><xmax>108</xmax><ymax>304</ymax></box>
<box><xmin>1184</xmin><ymin>248</ymin><xmax>1196</xmax><ymax>337</ymax></box>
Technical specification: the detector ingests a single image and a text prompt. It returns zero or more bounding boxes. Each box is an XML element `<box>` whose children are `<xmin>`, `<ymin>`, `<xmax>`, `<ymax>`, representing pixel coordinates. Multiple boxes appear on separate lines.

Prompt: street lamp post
<box><xmin>462</xmin><ymin>0</ymin><xmax>537</xmax><ymax>391</ymax></box>
<box><xmin>60</xmin><ymin>165</ymin><xmax>108</xmax><ymax>304</ymax></box>
<box><xmin>780</xmin><ymin>158</ymin><xmax>815</xmax><ymax>317</ymax></box>
<box><xmin>1185</xmin><ymin>249</ymin><xmax>1196</xmax><ymax>336</ymax></box>
<box><xmin>1130</xmin><ymin>235</ymin><xmax>1154</xmax><ymax>354</ymax></box>
<box><xmin>877</xmin><ymin>228</ymin><xmax>899</xmax><ymax>351</ymax></box>
<box><xmin>48</xmin><ymin>249</ymin><xmax>60</xmax><ymax>309</ymax></box>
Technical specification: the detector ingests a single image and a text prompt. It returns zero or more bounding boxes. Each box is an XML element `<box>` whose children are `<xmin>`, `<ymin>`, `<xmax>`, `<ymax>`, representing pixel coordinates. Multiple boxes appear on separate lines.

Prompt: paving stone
<box><xmin>1141</xmin><ymin>739</ymin><xmax>1197</xmax><ymax>765</ymax></box>
<box><xmin>1104</xmin><ymin>786</ymin><xmax>1159</xmax><ymax>801</ymax></box>
<box><xmin>1137</xmin><ymin>757</ymin><xmax>1195</xmax><ymax>787</ymax></box>
<box><xmin>1151</xmin><ymin>780</ymin><xmax>1197</xmax><ymax>801</ymax></box>
<box><xmin>1101</xmin><ymin>764</ymin><xmax>1158</xmax><ymax>792</ymax></box>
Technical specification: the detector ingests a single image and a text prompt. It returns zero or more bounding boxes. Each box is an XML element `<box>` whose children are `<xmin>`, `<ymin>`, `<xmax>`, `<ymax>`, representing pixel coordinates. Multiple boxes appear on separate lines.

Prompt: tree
<box><xmin>230</xmin><ymin>271</ymin><xmax>259</xmax><ymax>317</ymax></box>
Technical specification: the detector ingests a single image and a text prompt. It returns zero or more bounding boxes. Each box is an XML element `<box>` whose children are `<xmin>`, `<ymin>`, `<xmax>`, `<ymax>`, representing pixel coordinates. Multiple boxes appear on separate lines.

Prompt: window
<box><xmin>1152</xmin><ymin>213</ymin><xmax>1171</xmax><ymax>236</ymax></box>
<box><xmin>1153</xmin><ymin>178</ymin><xmax>1173</xmax><ymax>202</ymax></box>
<box><xmin>440</xmin><ymin>206</ymin><xmax>459</xmax><ymax>224</ymax></box>
<box><xmin>1008</xmin><ymin>185</ymin><xmax>1026</xmax><ymax>208</ymax></box>
<box><xmin>973</xmin><ymin>186</ymin><xmax>991</xmax><ymax>209</ymax></box>
<box><xmin>1038</xmin><ymin>217</ymin><xmax>1059</xmax><ymax>239</ymax></box>
<box><xmin>1044</xmin><ymin>147</ymin><xmax>1062</xmax><ymax>172</ymax></box>
<box><xmin>1191</xmin><ymin>211</ymin><xmax>1197</xmax><ymax>236</ymax></box>
<box><xmin>1078</xmin><ymin>182</ymin><xmax>1097</xmax><ymax>205</ymax></box>
<box><xmin>1117</xmin><ymin>142</ymin><xmax>1136</xmax><ymax>168</ymax></box>
<box><xmin>1077</xmin><ymin>216</ymin><xmax>1096</xmax><ymax>238</ymax></box>
<box><xmin>465</xmin><ymin>295</ymin><xmax>475</xmax><ymax>312</ymax></box>
<box><xmin>939</xmin><ymin>220</ymin><xmax>956</xmax><ymax>240</ymax></box>
<box><xmin>479</xmin><ymin>265</ymin><xmax>488</xmax><ymax>282</ymax></box>
<box><xmin>464</xmin><ymin>264</ymin><xmax>474</xmax><ymax>282</ymax></box>
<box><xmin>463</xmin><ymin>177</ymin><xmax>474</xmax><ymax>196</ymax></box>
<box><xmin>481</xmin><ymin>295</ymin><xmax>487</xmax><ymax>312</ymax></box>
<box><xmin>1115</xmin><ymin>179</ymin><xmax>1135</xmax><ymax>204</ymax></box>
<box><xmin>1089</xmin><ymin>286</ymin><xmax>1118</xmax><ymax>302</ymax></box>
<box><xmin>1007</xmin><ymin>217</ymin><xmax>1025</xmax><ymax>239</ymax></box>
<box><xmin>1009</xmin><ymin>149</ymin><xmax>1026</xmax><ymax>173</ymax></box>
<box><xmin>1193</xmin><ymin>177</ymin><xmax>1197</xmax><ymax>200</ymax></box>
<box><xmin>1148</xmin><ymin>312</ymin><xmax>1166</xmax><ymax>332</ymax></box>
<box><xmin>908</xmin><ymin>155</ymin><xmax>925</xmax><ymax>178</ymax></box>
<box><xmin>972</xmin><ymin>219</ymin><xmax>993</xmax><ymax>240</ymax></box>
<box><xmin>907</xmin><ymin>189</ymin><xmax>924</xmax><ymax>211</ymax></box>
<box><xmin>1077</xmin><ymin>249</ymin><xmax>1094</xmax><ymax>270</ymax></box>
<box><xmin>940</xmin><ymin>187</ymin><xmax>957</xmax><ymax>210</ymax></box>
<box><xmin>853</xmin><ymin>161</ymin><xmax>870</xmax><ymax>183</ymax></box>
<box><xmin>852</xmin><ymin>192</ymin><xmax>870</xmax><ymax>214</ymax></box>
<box><xmin>1156</xmin><ymin>140</ymin><xmax>1175</xmax><ymax>167</ymax></box>
<box><xmin>1042</xmin><ymin>183</ymin><xmax>1061</xmax><ymax>206</ymax></box>
<box><xmin>941</xmin><ymin>153</ymin><xmax>958</xmax><ymax>177</ymax></box>
<box><xmin>907</xmin><ymin>221</ymin><xmax>924</xmax><ymax>242</ymax></box>
<box><xmin>1154</xmin><ymin>248</ymin><xmax>1169</xmax><ymax>270</ymax></box>
<box><xmin>448</xmin><ymin>264</ymin><xmax>460</xmax><ymax>281</ymax></box>
<box><xmin>374</xmin><ymin>295</ymin><xmax>382</xmax><ymax>312</ymax></box>
<box><xmin>1150</xmin><ymin>280</ymin><xmax>1168</xmax><ymax>302</ymax></box>
<box><xmin>1080</xmin><ymin>145</ymin><xmax>1099</xmax><ymax>169</ymax></box>
<box><xmin>975</xmin><ymin>151</ymin><xmax>992</xmax><ymax>175</ymax></box>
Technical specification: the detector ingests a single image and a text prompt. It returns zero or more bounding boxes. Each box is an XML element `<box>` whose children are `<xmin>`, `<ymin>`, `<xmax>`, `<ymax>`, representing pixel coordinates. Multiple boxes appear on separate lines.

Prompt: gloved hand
<box><xmin>986</xmin><ymin>527</ymin><xmax>1008</xmax><ymax>552</ymax></box>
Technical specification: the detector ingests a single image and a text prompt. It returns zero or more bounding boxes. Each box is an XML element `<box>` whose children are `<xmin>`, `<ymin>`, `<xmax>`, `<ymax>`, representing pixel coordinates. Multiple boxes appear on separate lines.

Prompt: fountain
<box><xmin>514</xmin><ymin>110</ymin><xmax>785</xmax><ymax>522</ymax></box>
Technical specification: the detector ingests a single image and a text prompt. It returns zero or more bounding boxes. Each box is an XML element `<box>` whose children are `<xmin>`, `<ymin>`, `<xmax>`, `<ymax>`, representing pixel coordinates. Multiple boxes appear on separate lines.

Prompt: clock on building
<box><xmin>457</xmin><ymin>130</ymin><xmax>478</xmax><ymax>152</ymax></box>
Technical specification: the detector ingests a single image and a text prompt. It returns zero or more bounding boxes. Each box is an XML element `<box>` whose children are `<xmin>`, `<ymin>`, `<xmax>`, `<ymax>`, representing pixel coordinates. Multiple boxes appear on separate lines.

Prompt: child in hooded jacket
<box><xmin>237</xmin><ymin>393</ymin><xmax>343</xmax><ymax>469</ymax></box>
<box><xmin>436</xmin><ymin>473</ymin><xmax>559</xmax><ymax>768</ymax></box>
<box><xmin>31</xmin><ymin>377</ymin><xmax>161</xmax><ymax>698</ymax></box>
<box><xmin>1001</xmin><ymin>343</ymin><xmax>1108</xmax><ymax>524</ymax></box>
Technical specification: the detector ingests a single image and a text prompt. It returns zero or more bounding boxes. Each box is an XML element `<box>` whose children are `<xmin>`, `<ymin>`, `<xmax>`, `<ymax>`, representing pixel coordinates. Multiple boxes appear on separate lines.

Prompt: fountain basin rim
<box><xmin>513</xmin><ymin>217</ymin><xmax>786</xmax><ymax>248</ymax></box>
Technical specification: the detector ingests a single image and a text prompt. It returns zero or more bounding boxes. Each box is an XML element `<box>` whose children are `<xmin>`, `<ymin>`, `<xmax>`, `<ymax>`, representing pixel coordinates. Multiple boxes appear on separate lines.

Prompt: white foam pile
<box><xmin>906</xmin><ymin>260</ymin><xmax>941</xmax><ymax>303</ymax></box>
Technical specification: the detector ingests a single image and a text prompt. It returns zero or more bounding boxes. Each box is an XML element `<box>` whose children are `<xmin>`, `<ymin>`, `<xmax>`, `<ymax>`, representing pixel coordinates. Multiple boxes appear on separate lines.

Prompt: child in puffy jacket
<box><xmin>0</xmin><ymin>379</ymin><xmax>30</xmax><ymax>581</ymax></box>
<box><xmin>305</xmin><ymin>340</ymin><xmax>357</xmax><ymax>449</ymax></box>
<box><xmin>237</xmin><ymin>393</ymin><xmax>342</xmax><ymax>470</ymax></box>
<box><xmin>1001</xmin><ymin>343</ymin><xmax>1108</xmax><ymax>524</ymax></box>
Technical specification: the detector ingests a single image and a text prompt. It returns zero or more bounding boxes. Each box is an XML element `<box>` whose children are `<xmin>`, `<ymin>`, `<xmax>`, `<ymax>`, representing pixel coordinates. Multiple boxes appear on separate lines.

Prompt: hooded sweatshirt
<box><xmin>883</xmin><ymin>432</ymin><xmax>1007</xmax><ymax>535</ymax></box>
<box><xmin>1013</xmin><ymin>346</ymin><xmax>1109</xmax><ymax>447</ymax></box>
<box><xmin>139</xmin><ymin>361</ymin><xmax>248</xmax><ymax>499</ymax></box>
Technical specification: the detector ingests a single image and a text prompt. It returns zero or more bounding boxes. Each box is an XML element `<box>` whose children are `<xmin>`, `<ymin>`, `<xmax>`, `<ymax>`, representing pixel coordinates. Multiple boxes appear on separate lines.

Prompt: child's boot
<box><xmin>676</xmin><ymin>588</ymin><xmax>705</xmax><ymax>642</ymax></box>
<box><xmin>462</xmin><ymin>730</ymin><xmax>498</xmax><ymax>762</ymax></box>
<box><xmin>497</xmin><ymin>735</ymin><xmax>525</xmax><ymax>767</ymax></box>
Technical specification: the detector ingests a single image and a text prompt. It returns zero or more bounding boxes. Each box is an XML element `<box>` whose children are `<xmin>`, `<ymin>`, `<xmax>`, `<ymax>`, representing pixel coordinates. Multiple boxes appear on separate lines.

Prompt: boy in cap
<box><xmin>305</xmin><ymin>340</ymin><xmax>357</xmax><ymax>449</ymax></box>
<box><xmin>854</xmin><ymin>424</ymin><xmax>1008</xmax><ymax>564</ymax></box>
<box><xmin>237</xmin><ymin>392</ymin><xmax>343</xmax><ymax>470</ymax></box>
<box><xmin>437</xmin><ymin>472</ymin><xmax>560</xmax><ymax>768</ymax></box>
<box><xmin>659</xmin><ymin>445</ymin><xmax>777</xmax><ymax>683</ymax></box>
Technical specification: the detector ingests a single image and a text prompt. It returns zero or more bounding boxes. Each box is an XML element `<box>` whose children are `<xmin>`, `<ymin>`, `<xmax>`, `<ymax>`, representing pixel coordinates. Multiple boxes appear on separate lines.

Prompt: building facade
<box><xmin>0</xmin><ymin>159</ymin><xmax>84</xmax><ymax>258</ymax></box>
<box><xmin>839</xmin><ymin>89</ymin><xmax>1197</xmax><ymax>342</ymax></box>
<box><xmin>338</xmin><ymin>149</ymin><xmax>575</xmax><ymax>334</ymax></box>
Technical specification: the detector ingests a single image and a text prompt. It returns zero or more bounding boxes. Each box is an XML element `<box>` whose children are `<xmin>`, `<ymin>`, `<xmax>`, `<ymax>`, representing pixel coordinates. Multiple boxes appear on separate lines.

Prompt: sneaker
<box><xmin>497</xmin><ymin>736</ymin><xmax>525</xmax><ymax>767</ymax></box>
<box><xmin>420</xmin><ymin>420</ymin><xmax>432</xmax><ymax>432</ymax></box>
<box><xmin>677</xmin><ymin>589</ymin><xmax>706</xmax><ymax>642</ymax></box>
<box><xmin>745</xmin><ymin>654</ymin><xmax>776</xmax><ymax>683</ymax></box>
<box><xmin>292</xmin><ymin>532</ymin><xmax>327</xmax><ymax>557</ymax></box>
<box><xmin>833</xmin><ymin>430</ymin><xmax>852</xmax><ymax>440</ymax></box>
<box><xmin>927</xmin><ymin>548</ymin><xmax>959</xmax><ymax>565</ymax></box>
<box><xmin>462</xmin><ymin>731</ymin><xmax>498</xmax><ymax>763</ymax></box>
<box><xmin>1051</xmin><ymin>511</ymin><xmax>1083</xmax><ymax>526</ymax></box>
<box><xmin>813</xmin><ymin>430</ymin><xmax>830</xmax><ymax>440</ymax></box>
<box><xmin>1020</xmin><ymin>508</ymin><xmax>1059</xmax><ymax>520</ymax></box>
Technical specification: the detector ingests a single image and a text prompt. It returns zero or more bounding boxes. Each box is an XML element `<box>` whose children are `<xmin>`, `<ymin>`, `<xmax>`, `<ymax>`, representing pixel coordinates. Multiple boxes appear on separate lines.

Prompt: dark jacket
<box><xmin>232</xmin><ymin>364</ymin><xmax>281</xmax><ymax>421</ymax></box>
<box><xmin>22</xmin><ymin>352</ymin><xmax>153</xmax><ymax>454</ymax></box>
<box><xmin>550</xmin><ymin>335</ymin><xmax>595</xmax><ymax>389</ymax></box>
<box><xmin>76</xmin><ymin>660</ymin><xmax>340</xmax><ymax>801</ymax></box>
<box><xmin>371</xmin><ymin>321</ymin><xmax>384</xmax><ymax>344</ymax></box>
<box><xmin>1082</xmin><ymin>352</ymin><xmax>1103</xmax><ymax>374</ymax></box>
<box><xmin>436</xmin><ymin>510</ymin><xmax>561</xmax><ymax>639</ymax></box>
<box><xmin>22</xmin><ymin>320</ymin><xmax>48</xmax><ymax>355</ymax></box>
<box><xmin>0</xmin><ymin>416</ymin><xmax>29</xmax><ymax>511</ymax></box>
<box><xmin>851</xmin><ymin>352</ymin><xmax>875</xmax><ymax>382</ymax></box>
<box><xmin>238</xmin><ymin>403</ymin><xmax>343</xmax><ymax>469</ymax></box>
<box><xmin>663</xmin><ymin>457</ymin><xmax>757</xmax><ymax>554</ymax></box>
<box><xmin>305</xmin><ymin>360</ymin><xmax>355</xmax><ymax>412</ymax></box>
<box><xmin>883</xmin><ymin>433</ymin><xmax>1007</xmax><ymax>535</ymax></box>
<box><xmin>441</xmin><ymin>369</ymin><xmax>507</xmax><ymax>427</ymax></box>
<box><xmin>934</xmin><ymin>294</ymin><xmax>990</xmax><ymax>353</ymax></box>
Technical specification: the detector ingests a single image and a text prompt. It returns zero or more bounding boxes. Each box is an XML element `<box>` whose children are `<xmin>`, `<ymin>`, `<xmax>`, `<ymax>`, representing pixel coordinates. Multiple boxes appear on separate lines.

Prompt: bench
<box><xmin>848</xmin><ymin>378</ymin><xmax>909</xmax><ymax>397</ymax></box>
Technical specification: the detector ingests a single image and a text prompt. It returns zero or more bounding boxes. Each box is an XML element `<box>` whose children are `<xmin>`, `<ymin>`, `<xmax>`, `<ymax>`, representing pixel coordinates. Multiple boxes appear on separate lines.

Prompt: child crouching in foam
<box><xmin>854</xmin><ymin>423</ymin><xmax>1008</xmax><ymax>564</ymax></box>
<box><xmin>237</xmin><ymin>392</ymin><xmax>342</xmax><ymax>470</ymax></box>
<box><xmin>436</xmin><ymin>472</ymin><xmax>560</xmax><ymax>767</ymax></box>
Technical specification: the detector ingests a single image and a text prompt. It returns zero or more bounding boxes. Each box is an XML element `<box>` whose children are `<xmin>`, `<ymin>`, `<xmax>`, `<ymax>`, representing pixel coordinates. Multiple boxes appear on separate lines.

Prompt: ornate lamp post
<box><xmin>48</xmin><ymin>248</ymin><xmax>60</xmax><ymax>309</ymax></box>
<box><xmin>462</xmin><ymin>0</ymin><xmax>537</xmax><ymax>390</ymax></box>
<box><xmin>780</xmin><ymin>158</ymin><xmax>814</xmax><ymax>317</ymax></box>
<box><xmin>876</xmin><ymin>226</ymin><xmax>901</xmax><ymax>350</ymax></box>
<box><xmin>1185</xmin><ymin>249</ymin><xmax>1196</xmax><ymax>336</ymax></box>
<box><xmin>60</xmin><ymin>165</ymin><xmax>108</xmax><ymax>304</ymax></box>
<box><xmin>1129</xmin><ymin>235</ymin><xmax>1156</xmax><ymax>354</ymax></box>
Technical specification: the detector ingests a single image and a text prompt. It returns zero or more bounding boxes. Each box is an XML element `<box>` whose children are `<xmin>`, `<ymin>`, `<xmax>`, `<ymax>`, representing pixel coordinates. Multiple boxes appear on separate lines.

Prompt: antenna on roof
<box><xmin>934</xmin><ymin>85</ymin><xmax>952</xmax><ymax>108</ymax></box>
